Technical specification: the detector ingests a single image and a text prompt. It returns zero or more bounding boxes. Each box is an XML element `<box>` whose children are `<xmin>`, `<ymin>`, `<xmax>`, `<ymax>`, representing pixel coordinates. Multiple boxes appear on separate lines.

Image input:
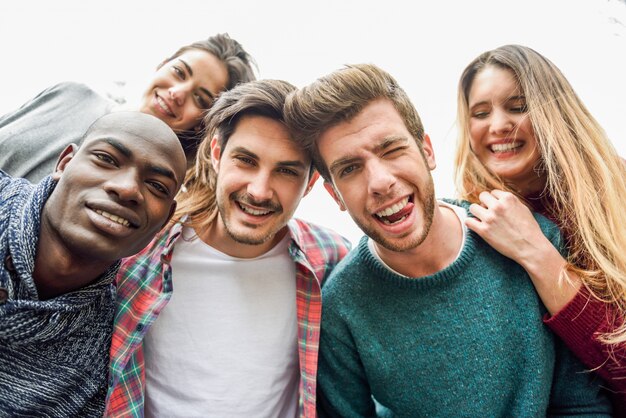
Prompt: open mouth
<box><xmin>155</xmin><ymin>93</ymin><xmax>175</xmax><ymax>117</ymax></box>
<box><xmin>237</xmin><ymin>201</ymin><xmax>273</xmax><ymax>217</ymax></box>
<box><xmin>490</xmin><ymin>142</ymin><xmax>523</xmax><ymax>153</ymax></box>
<box><xmin>94</xmin><ymin>209</ymin><xmax>134</xmax><ymax>228</ymax></box>
<box><xmin>374</xmin><ymin>196</ymin><xmax>413</xmax><ymax>225</ymax></box>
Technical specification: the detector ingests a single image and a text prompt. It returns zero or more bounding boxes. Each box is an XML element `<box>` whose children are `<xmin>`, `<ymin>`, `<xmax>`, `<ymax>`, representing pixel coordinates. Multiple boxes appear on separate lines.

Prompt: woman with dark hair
<box><xmin>0</xmin><ymin>33</ymin><xmax>256</xmax><ymax>180</ymax></box>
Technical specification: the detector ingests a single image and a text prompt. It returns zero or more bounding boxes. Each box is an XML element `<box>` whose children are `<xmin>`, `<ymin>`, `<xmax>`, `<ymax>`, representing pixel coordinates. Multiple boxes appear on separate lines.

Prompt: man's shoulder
<box><xmin>441</xmin><ymin>197</ymin><xmax>470</xmax><ymax>211</ymax></box>
<box><xmin>117</xmin><ymin>223</ymin><xmax>181</xmax><ymax>284</ymax></box>
<box><xmin>0</xmin><ymin>171</ymin><xmax>29</xmax><ymax>202</ymax></box>
<box><xmin>288</xmin><ymin>218</ymin><xmax>352</xmax><ymax>252</ymax></box>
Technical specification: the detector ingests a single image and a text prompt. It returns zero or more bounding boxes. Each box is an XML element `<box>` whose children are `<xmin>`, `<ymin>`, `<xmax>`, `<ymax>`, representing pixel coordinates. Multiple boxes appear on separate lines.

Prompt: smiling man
<box><xmin>106</xmin><ymin>80</ymin><xmax>351</xmax><ymax>418</ymax></box>
<box><xmin>0</xmin><ymin>111</ymin><xmax>187</xmax><ymax>416</ymax></box>
<box><xmin>284</xmin><ymin>64</ymin><xmax>612</xmax><ymax>417</ymax></box>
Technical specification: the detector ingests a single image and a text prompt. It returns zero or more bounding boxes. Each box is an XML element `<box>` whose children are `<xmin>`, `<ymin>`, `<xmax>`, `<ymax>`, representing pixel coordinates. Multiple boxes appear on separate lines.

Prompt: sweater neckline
<box><xmin>357</xmin><ymin>209</ymin><xmax>478</xmax><ymax>289</ymax></box>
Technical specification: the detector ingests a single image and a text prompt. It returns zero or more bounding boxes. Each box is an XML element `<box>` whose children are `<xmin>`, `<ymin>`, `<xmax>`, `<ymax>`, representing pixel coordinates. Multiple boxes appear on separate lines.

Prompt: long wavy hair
<box><xmin>171</xmin><ymin>79</ymin><xmax>297</xmax><ymax>234</ymax></box>
<box><xmin>455</xmin><ymin>44</ymin><xmax>626</xmax><ymax>344</ymax></box>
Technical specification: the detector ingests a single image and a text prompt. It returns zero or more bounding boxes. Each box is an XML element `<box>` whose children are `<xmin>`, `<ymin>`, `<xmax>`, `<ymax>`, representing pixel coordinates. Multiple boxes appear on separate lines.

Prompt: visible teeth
<box><xmin>381</xmin><ymin>215</ymin><xmax>408</xmax><ymax>225</ymax></box>
<box><xmin>239</xmin><ymin>204</ymin><xmax>270</xmax><ymax>216</ymax></box>
<box><xmin>375</xmin><ymin>197</ymin><xmax>409</xmax><ymax>218</ymax></box>
<box><xmin>491</xmin><ymin>142</ymin><xmax>522</xmax><ymax>153</ymax></box>
<box><xmin>156</xmin><ymin>96</ymin><xmax>174</xmax><ymax>116</ymax></box>
<box><xmin>96</xmin><ymin>209</ymin><xmax>131</xmax><ymax>227</ymax></box>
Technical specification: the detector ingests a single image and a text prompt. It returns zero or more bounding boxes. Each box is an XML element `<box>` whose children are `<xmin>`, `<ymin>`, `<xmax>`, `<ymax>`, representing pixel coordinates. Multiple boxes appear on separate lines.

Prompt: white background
<box><xmin>1</xmin><ymin>0</ymin><xmax>625</xmax><ymax>245</ymax></box>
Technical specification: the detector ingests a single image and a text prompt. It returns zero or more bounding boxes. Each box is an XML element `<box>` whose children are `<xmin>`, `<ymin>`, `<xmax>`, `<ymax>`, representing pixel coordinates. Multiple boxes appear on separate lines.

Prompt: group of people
<box><xmin>0</xmin><ymin>32</ymin><xmax>623</xmax><ymax>417</ymax></box>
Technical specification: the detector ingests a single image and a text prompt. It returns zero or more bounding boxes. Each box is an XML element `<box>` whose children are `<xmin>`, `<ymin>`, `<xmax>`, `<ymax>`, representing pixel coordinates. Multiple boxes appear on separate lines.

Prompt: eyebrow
<box><xmin>146</xmin><ymin>163</ymin><xmax>177</xmax><ymax>183</ymax></box>
<box><xmin>101</xmin><ymin>138</ymin><xmax>132</xmax><ymax>158</ymax></box>
<box><xmin>178</xmin><ymin>58</ymin><xmax>215</xmax><ymax>101</ymax></box>
<box><xmin>94</xmin><ymin>138</ymin><xmax>177</xmax><ymax>182</ymax></box>
<box><xmin>231</xmin><ymin>146</ymin><xmax>308</xmax><ymax>171</ymax></box>
<box><xmin>329</xmin><ymin>155</ymin><xmax>359</xmax><ymax>176</ymax></box>
<box><xmin>373</xmin><ymin>136</ymin><xmax>407</xmax><ymax>154</ymax></box>
<box><xmin>328</xmin><ymin>136</ymin><xmax>407</xmax><ymax>176</ymax></box>
<box><xmin>470</xmin><ymin>94</ymin><xmax>526</xmax><ymax>108</ymax></box>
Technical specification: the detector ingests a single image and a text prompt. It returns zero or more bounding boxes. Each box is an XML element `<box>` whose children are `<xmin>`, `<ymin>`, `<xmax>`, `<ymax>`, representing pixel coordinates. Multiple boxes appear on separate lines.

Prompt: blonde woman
<box><xmin>455</xmin><ymin>44</ymin><xmax>626</xmax><ymax>410</ymax></box>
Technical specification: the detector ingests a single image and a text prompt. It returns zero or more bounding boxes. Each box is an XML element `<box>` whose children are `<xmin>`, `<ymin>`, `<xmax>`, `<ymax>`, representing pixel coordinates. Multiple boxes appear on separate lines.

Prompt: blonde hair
<box><xmin>455</xmin><ymin>44</ymin><xmax>626</xmax><ymax>344</ymax></box>
<box><xmin>172</xmin><ymin>79</ymin><xmax>297</xmax><ymax>234</ymax></box>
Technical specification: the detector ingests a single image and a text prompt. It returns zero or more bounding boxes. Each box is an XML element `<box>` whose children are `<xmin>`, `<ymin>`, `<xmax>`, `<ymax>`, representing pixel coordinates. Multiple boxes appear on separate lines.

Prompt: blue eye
<box><xmin>340</xmin><ymin>165</ymin><xmax>356</xmax><ymax>177</ymax></box>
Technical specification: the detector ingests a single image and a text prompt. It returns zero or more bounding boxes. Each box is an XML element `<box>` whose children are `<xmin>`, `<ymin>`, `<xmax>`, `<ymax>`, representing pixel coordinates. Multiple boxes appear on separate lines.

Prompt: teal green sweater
<box><xmin>318</xmin><ymin>203</ymin><xmax>611</xmax><ymax>417</ymax></box>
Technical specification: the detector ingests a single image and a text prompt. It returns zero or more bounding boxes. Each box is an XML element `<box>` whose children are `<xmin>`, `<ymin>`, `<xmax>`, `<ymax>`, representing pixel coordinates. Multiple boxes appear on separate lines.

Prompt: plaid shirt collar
<box><xmin>105</xmin><ymin>219</ymin><xmax>351</xmax><ymax>418</ymax></box>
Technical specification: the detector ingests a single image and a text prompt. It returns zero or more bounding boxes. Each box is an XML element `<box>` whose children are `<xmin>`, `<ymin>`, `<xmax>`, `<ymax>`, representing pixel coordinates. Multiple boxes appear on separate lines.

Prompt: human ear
<box><xmin>210</xmin><ymin>136</ymin><xmax>221</xmax><ymax>173</ymax></box>
<box><xmin>303</xmin><ymin>171</ymin><xmax>320</xmax><ymax>197</ymax></box>
<box><xmin>52</xmin><ymin>144</ymin><xmax>78</xmax><ymax>180</ymax></box>
<box><xmin>422</xmin><ymin>134</ymin><xmax>437</xmax><ymax>170</ymax></box>
<box><xmin>161</xmin><ymin>201</ymin><xmax>177</xmax><ymax>229</ymax></box>
<box><xmin>323</xmin><ymin>181</ymin><xmax>347</xmax><ymax>211</ymax></box>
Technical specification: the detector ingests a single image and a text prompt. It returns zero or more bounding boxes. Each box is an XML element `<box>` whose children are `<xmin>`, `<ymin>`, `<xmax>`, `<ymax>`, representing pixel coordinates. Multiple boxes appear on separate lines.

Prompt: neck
<box><xmin>510</xmin><ymin>171</ymin><xmax>548</xmax><ymax>197</ymax></box>
<box><xmin>196</xmin><ymin>216</ymin><xmax>288</xmax><ymax>259</ymax></box>
<box><xmin>375</xmin><ymin>203</ymin><xmax>463</xmax><ymax>278</ymax></box>
<box><xmin>34</xmin><ymin>231</ymin><xmax>111</xmax><ymax>300</ymax></box>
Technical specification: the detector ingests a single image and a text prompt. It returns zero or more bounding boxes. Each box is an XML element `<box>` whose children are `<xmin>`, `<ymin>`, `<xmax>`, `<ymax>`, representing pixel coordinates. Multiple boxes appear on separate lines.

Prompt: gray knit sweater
<box><xmin>0</xmin><ymin>171</ymin><xmax>116</xmax><ymax>417</ymax></box>
<box><xmin>318</xmin><ymin>201</ymin><xmax>612</xmax><ymax>417</ymax></box>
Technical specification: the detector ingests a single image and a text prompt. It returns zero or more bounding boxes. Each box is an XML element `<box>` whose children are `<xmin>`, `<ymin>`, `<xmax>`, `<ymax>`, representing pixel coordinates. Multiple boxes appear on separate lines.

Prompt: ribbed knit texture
<box><xmin>0</xmin><ymin>171</ymin><xmax>117</xmax><ymax>417</ymax></box>
<box><xmin>0</xmin><ymin>81</ymin><xmax>114</xmax><ymax>183</ymax></box>
<box><xmin>317</xmin><ymin>201</ymin><xmax>612</xmax><ymax>417</ymax></box>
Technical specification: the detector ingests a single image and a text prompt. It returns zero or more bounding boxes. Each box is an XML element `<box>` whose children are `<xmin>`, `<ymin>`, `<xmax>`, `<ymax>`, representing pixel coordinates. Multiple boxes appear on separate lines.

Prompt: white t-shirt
<box><xmin>144</xmin><ymin>227</ymin><xmax>299</xmax><ymax>418</ymax></box>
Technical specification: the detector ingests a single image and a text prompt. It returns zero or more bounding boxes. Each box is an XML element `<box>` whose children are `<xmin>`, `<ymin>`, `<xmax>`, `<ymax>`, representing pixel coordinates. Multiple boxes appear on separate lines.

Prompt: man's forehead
<box><xmin>227</xmin><ymin>115</ymin><xmax>308</xmax><ymax>161</ymax></box>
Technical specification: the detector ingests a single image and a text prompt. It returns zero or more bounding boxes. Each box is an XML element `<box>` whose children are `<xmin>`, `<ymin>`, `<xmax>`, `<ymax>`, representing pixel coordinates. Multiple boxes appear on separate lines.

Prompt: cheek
<box><xmin>468</xmin><ymin>121</ymin><xmax>485</xmax><ymax>151</ymax></box>
<box><xmin>147</xmin><ymin>200</ymin><xmax>173</xmax><ymax>228</ymax></box>
<box><xmin>275</xmin><ymin>179</ymin><xmax>308</xmax><ymax>208</ymax></box>
<box><xmin>216</xmin><ymin>171</ymin><xmax>244</xmax><ymax>193</ymax></box>
<box><xmin>178</xmin><ymin>105</ymin><xmax>204</xmax><ymax>130</ymax></box>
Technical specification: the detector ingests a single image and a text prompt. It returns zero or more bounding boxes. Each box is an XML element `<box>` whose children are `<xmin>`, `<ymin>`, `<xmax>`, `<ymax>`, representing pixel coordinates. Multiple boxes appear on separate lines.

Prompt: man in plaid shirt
<box><xmin>105</xmin><ymin>79</ymin><xmax>351</xmax><ymax>417</ymax></box>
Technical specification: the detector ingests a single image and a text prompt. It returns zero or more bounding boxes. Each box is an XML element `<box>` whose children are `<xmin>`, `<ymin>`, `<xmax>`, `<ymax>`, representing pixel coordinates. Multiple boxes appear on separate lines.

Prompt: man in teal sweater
<box><xmin>284</xmin><ymin>64</ymin><xmax>612</xmax><ymax>416</ymax></box>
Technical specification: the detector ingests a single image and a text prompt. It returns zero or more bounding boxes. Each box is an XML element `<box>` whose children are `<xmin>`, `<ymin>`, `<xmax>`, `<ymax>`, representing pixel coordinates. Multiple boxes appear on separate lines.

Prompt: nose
<box><xmin>169</xmin><ymin>85</ymin><xmax>188</xmax><ymax>107</ymax></box>
<box><xmin>489</xmin><ymin>108</ymin><xmax>514</xmax><ymax>135</ymax></box>
<box><xmin>246</xmin><ymin>171</ymin><xmax>274</xmax><ymax>202</ymax></box>
<box><xmin>366</xmin><ymin>160</ymin><xmax>396</xmax><ymax>196</ymax></box>
<box><xmin>105</xmin><ymin>169</ymin><xmax>145</xmax><ymax>205</ymax></box>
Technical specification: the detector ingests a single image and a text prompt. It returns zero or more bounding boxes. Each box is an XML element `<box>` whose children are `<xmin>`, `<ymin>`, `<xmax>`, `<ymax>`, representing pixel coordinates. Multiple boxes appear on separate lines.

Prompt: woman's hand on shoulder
<box><xmin>466</xmin><ymin>189</ymin><xmax>550</xmax><ymax>266</ymax></box>
<box><xmin>466</xmin><ymin>189</ymin><xmax>580</xmax><ymax>313</ymax></box>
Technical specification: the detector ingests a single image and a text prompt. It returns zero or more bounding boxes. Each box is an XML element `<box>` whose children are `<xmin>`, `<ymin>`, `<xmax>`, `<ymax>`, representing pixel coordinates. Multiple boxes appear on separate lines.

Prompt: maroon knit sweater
<box><xmin>528</xmin><ymin>192</ymin><xmax>626</xmax><ymax>415</ymax></box>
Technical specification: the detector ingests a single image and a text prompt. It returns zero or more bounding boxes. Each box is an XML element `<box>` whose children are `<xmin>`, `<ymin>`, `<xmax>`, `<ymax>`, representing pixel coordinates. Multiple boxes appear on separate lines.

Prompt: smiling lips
<box><xmin>238</xmin><ymin>201</ymin><xmax>272</xmax><ymax>216</ymax></box>
<box><xmin>95</xmin><ymin>209</ymin><xmax>132</xmax><ymax>228</ymax></box>
<box><xmin>375</xmin><ymin>196</ymin><xmax>412</xmax><ymax>225</ymax></box>
<box><xmin>490</xmin><ymin>141</ymin><xmax>523</xmax><ymax>153</ymax></box>
<box><xmin>155</xmin><ymin>93</ymin><xmax>175</xmax><ymax>117</ymax></box>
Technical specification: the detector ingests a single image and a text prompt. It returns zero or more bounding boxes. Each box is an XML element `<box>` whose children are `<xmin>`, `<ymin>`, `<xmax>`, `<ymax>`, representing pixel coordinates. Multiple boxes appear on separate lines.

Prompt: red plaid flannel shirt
<box><xmin>105</xmin><ymin>219</ymin><xmax>351</xmax><ymax>417</ymax></box>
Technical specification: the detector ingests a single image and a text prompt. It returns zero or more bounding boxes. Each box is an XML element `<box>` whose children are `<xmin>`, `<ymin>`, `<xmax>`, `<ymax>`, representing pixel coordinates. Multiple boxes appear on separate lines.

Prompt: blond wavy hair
<box><xmin>455</xmin><ymin>44</ymin><xmax>626</xmax><ymax>344</ymax></box>
<box><xmin>172</xmin><ymin>79</ymin><xmax>298</xmax><ymax>233</ymax></box>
